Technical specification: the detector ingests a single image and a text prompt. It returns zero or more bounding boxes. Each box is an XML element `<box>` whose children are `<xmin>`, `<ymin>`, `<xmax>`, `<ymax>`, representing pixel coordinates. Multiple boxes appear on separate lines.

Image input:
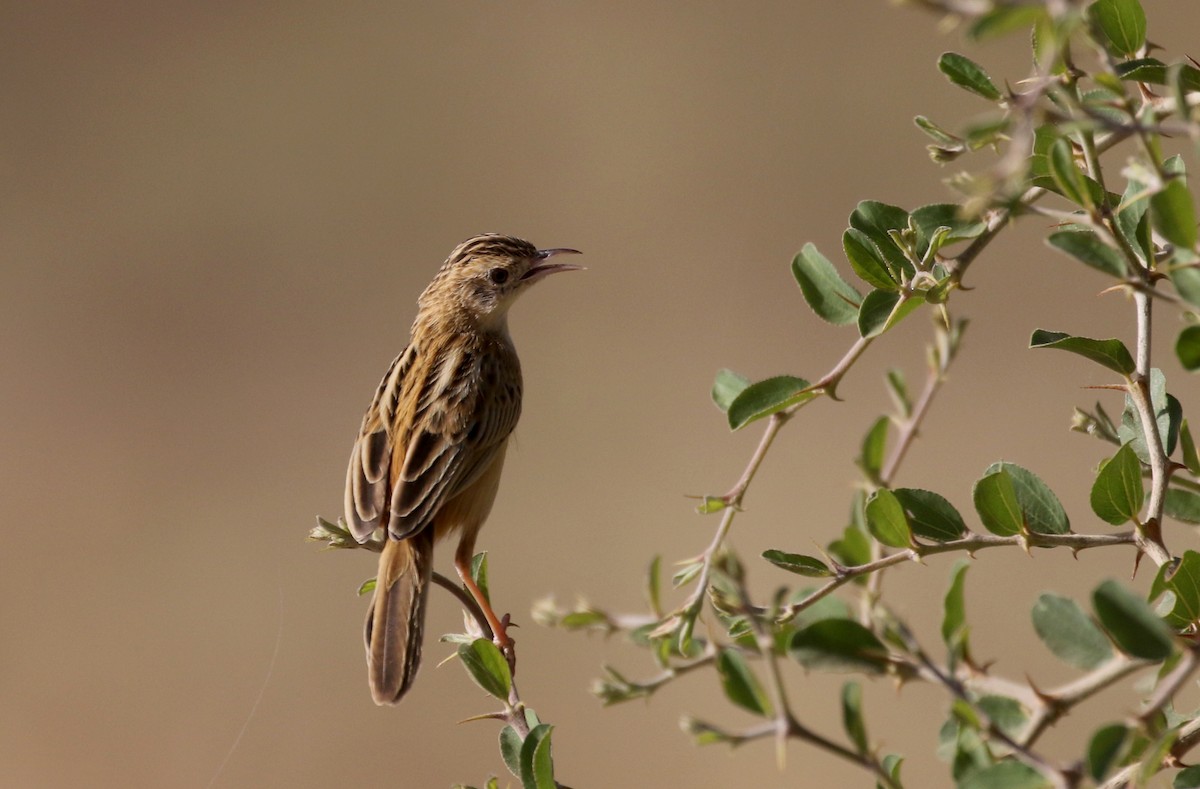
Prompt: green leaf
<box><xmin>1049</xmin><ymin>137</ymin><xmax>1091</xmax><ymax>207</ymax></box>
<box><xmin>859</xmin><ymin>416</ymin><xmax>889</xmax><ymax>482</ymax></box>
<box><xmin>850</xmin><ymin>200</ymin><xmax>913</xmax><ymax>276</ymax></box>
<box><xmin>518</xmin><ymin>724</ymin><xmax>555</xmax><ymax>789</ymax></box>
<box><xmin>829</xmin><ymin>522</ymin><xmax>872</xmax><ymax>568</ymax></box>
<box><xmin>879</xmin><ymin>754</ymin><xmax>905</xmax><ymax>789</ymax></box>
<box><xmin>982</xmin><ymin>462</ymin><xmax>1070</xmax><ymax>535</ymax></box>
<box><xmin>1090</xmin><ymin>443</ymin><xmax>1145</xmax><ymax>525</ymax></box>
<box><xmin>942</xmin><ymin>560</ymin><xmax>970</xmax><ymax>655</ymax></box>
<box><xmin>1165</xmin><ymin>487</ymin><xmax>1200</xmax><ymax>524</ymax></box>
<box><xmin>1046</xmin><ymin>230</ymin><xmax>1128</xmax><ymax>277</ymax></box>
<box><xmin>716</xmin><ymin>648</ymin><xmax>771</xmax><ymax>717</ymax></box>
<box><xmin>894</xmin><ymin>488</ymin><xmax>968</xmax><ymax>542</ymax></box>
<box><xmin>1171</xmin><ymin>267</ymin><xmax>1200</xmax><ymax>310</ymax></box>
<box><xmin>789</xmin><ymin>618</ymin><xmax>890</xmax><ymax>674</ymax></box>
<box><xmin>1153</xmin><ymin>178</ymin><xmax>1198</xmax><ymax>250</ymax></box>
<box><xmin>762</xmin><ymin>550</ymin><xmax>833</xmax><ymax>578</ymax></box>
<box><xmin>858</xmin><ymin>290</ymin><xmax>924</xmax><ymax>339</ymax></box>
<box><xmin>972</xmin><ymin>469</ymin><xmax>1024</xmax><ymax>536</ymax></box>
<box><xmin>1119</xmin><ymin>369</ymin><xmax>1180</xmax><ymax>461</ymax></box>
<box><xmin>844</xmin><ymin>227</ymin><xmax>897</xmax><ymax>290</ymax></box>
<box><xmin>977</xmin><ymin>695</ymin><xmax>1028</xmax><ymax>740</ymax></box>
<box><xmin>1029</xmin><ymin>329</ymin><xmax>1135</xmax><ymax>376</ymax></box>
<box><xmin>1181</xmin><ymin>420</ymin><xmax>1200</xmax><ymax>474</ymax></box>
<box><xmin>470</xmin><ymin>552</ymin><xmax>490</xmax><ymax>605</ymax></box>
<box><xmin>842</xmin><ymin>682</ymin><xmax>869</xmax><ymax>754</ymax></box>
<box><xmin>1151</xmin><ymin>550</ymin><xmax>1200</xmax><ymax>627</ymax></box>
<box><xmin>711</xmin><ymin>369</ymin><xmax>750</xmax><ymax>413</ymax></box>
<box><xmin>1031</xmin><ymin>593</ymin><xmax>1113</xmax><ymax>669</ymax></box>
<box><xmin>357</xmin><ymin>577</ymin><xmax>376</xmax><ymax>597</ymax></box>
<box><xmin>1177</xmin><ymin>764</ymin><xmax>1200</xmax><ymax>788</ymax></box>
<box><xmin>645</xmin><ymin>555</ymin><xmax>662</xmax><ymax>616</ymax></box>
<box><xmin>938</xmin><ymin>52</ymin><xmax>1002</xmax><ymax>101</ymax></box>
<box><xmin>500</xmin><ymin>725</ymin><xmax>523</xmax><ymax>779</ymax></box>
<box><xmin>726</xmin><ymin>375</ymin><xmax>814</xmax><ymax>430</ymax></box>
<box><xmin>1089</xmin><ymin>0</ymin><xmax>1147</xmax><ymax>57</ymax></box>
<box><xmin>1093</xmin><ymin>579</ymin><xmax>1175</xmax><ymax>660</ymax></box>
<box><xmin>865</xmin><ymin>489</ymin><xmax>915</xmax><ymax>548</ymax></box>
<box><xmin>914</xmin><ymin>115</ymin><xmax>963</xmax><ymax>147</ymax></box>
<box><xmin>1087</xmin><ymin>723</ymin><xmax>1130</xmax><ymax>782</ymax></box>
<box><xmin>1116</xmin><ymin>58</ymin><xmax>1200</xmax><ymax>91</ymax></box>
<box><xmin>969</xmin><ymin>6</ymin><xmax>1048</xmax><ymax>41</ymax></box>
<box><xmin>792</xmin><ymin>243</ymin><xmax>862</xmax><ymax>325</ymax></box>
<box><xmin>959</xmin><ymin>760</ymin><xmax>1052</xmax><ymax>789</ymax></box>
<box><xmin>1177</xmin><ymin>326</ymin><xmax>1200</xmax><ymax>371</ymax></box>
<box><xmin>457</xmin><ymin>638</ymin><xmax>512</xmax><ymax>700</ymax></box>
<box><xmin>910</xmin><ymin>203</ymin><xmax>986</xmax><ymax>257</ymax></box>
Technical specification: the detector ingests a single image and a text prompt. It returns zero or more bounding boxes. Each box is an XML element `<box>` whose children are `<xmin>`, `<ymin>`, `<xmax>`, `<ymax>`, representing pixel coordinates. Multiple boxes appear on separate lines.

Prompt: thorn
<box><xmin>457</xmin><ymin>711</ymin><xmax>509</xmax><ymax>725</ymax></box>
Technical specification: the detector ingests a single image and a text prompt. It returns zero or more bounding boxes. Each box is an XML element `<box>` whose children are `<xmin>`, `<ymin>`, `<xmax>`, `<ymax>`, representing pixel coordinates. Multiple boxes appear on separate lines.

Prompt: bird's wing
<box><xmin>386</xmin><ymin>340</ymin><xmax>522</xmax><ymax>540</ymax></box>
<box><xmin>344</xmin><ymin>346</ymin><xmax>413</xmax><ymax>542</ymax></box>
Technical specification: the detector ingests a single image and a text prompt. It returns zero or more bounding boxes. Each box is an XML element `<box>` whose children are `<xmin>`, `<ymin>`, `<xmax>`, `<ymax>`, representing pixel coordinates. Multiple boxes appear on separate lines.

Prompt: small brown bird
<box><xmin>344</xmin><ymin>234</ymin><xmax>581</xmax><ymax>705</ymax></box>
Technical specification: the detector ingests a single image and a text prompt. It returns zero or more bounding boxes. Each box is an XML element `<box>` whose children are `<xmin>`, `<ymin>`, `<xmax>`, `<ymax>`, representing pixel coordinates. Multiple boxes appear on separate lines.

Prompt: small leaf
<box><xmin>982</xmin><ymin>462</ymin><xmax>1070</xmax><ymax>535</ymax></box>
<box><xmin>1152</xmin><ymin>178</ymin><xmax>1198</xmax><ymax>250</ymax></box>
<box><xmin>1171</xmin><ymin>266</ymin><xmax>1200</xmax><ymax>310</ymax></box>
<box><xmin>829</xmin><ymin>522</ymin><xmax>872</xmax><ymax>569</ymax></box>
<box><xmin>942</xmin><ymin>560</ymin><xmax>970</xmax><ymax>655</ymax></box>
<box><xmin>1090</xmin><ymin>443</ymin><xmax>1145</xmax><ymax>525</ymax></box>
<box><xmin>711</xmin><ymin>369</ymin><xmax>750</xmax><ymax>413</ymax></box>
<box><xmin>968</xmin><ymin>6</ymin><xmax>1047</xmax><ymax>41</ymax></box>
<box><xmin>457</xmin><ymin>638</ymin><xmax>512</xmax><ymax>700</ymax></box>
<box><xmin>1031</xmin><ymin>593</ymin><xmax>1113</xmax><ymax>669</ymax></box>
<box><xmin>1181</xmin><ymin>420</ymin><xmax>1200</xmax><ymax>474</ymax></box>
<box><xmin>1176</xmin><ymin>764</ymin><xmax>1200</xmax><ymax>788</ymax></box>
<box><xmin>1165</xmin><ymin>487</ymin><xmax>1200</xmax><ymax>524</ymax></box>
<box><xmin>789</xmin><ymin>618</ymin><xmax>890</xmax><ymax>674</ymax></box>
<box><xmin>894</xmin><ymin>488</ymin><xmax>968</xmax><ymax>542</ymax></box>
<box><xmin>1116</xmin><ymin>58</ymin><xmax>1200</xmax><ymax>91</ymax></box>
<box><xmin>1119</xmin><ymin>369</ymin><xmax>1180</xmax><ymax>461</ymax></box>
<box><xmin>973</xmin><ymin>469</ymin><xmax>1023</xmax><ymax>536</ymax></box>
<box><xmin>977</xmin><ymin>695</ymin><xmax>1028</xmax><ymax>740</ymax></box>
<box><xmin>842</xmin><ymin>682</ymin><xmax>869</xmax><ymax>755</ymax></box>
<box><xmin>499</xmin><ymin>726</ymin><xmax>523</xmax><ymax>779</ymax></box>
<box><xmin>470</xmin><ymin>552</ymin><xmax>490</xmax><ymax>605</ymax></box>
<box><xmin>1049</xmin><ymin>137</ymin><xmax>1091</xmax><ymax>208</ymax></box>
<box><xmin>938</xmin><ymin>52</ymin><xmax>1002</xmax><ymax>101</ymax></box>
<box><xmin>914</xmin><ymin>115</ymin><xmax>963</xmax><ymax>147</ymax></box>
<box><xmin>716</xmin><ymin>648</ymin><xmax>771</xmax><ymax>717</ymax></box>
<box><xmin>645</xmin><ymin>555</ymin><xmax>662</xmax><ymax>616</ymax></box>
<box><xmin>844</xmin><ymin>228</ymin><xmax>897</xmax><ymax>290</ymax></box>
<box><xmin>865</xmin><ymin>489</ymin><xmax>915</xmax><ymax>548</ymax></box>
<box><xmin>1029</xmin><ymin>329</ymin><xmax>1135</xmax><ymax>376</ymax></box>
<box><xmin>1087</xmin><ymin>723</ymin><xmax>1130</xmax><ymax>782</ymax></box>
<box><xmin>1089</xmin><ymin>0</ymin><xmax>1147</xmax><ymax>57</ymax></box>
<box><xmin>858</xmin><ymin>290</ymin><xmax>924</xmax><ymax>339</ymax></box>
<box><xmin>1150</xmin><ymin>550</ymin><xmax>1200</xmax><ymax>628</ymax></box>
<box><xmin>1093</xmin><ymin>579</ymin><xmax>1175</xmax><ymax>661</ymax></box>
<box><xmin>850</xmin><ymin>200</ymin><xmax>912</xmax><ymax>275</ymax></box>
<box><xmin>1046</xmin><ymin>230</ymin><xmax>1128</xmax><ymax>277</ymax></box>
<box><xmin>357</xmin><ymin>577</ymin><xmax>376</xmax><ymax>597</ymax></box>
<box><xmin>959</xmin><ymin>760</ymin><xmax>1052</xmax><ymax>789</ymax></box>
<box><xmin>1177</xmin><ymin>326</ymin><xmax>1200</xmax><ymax>371</ymax></box>
<box><xmin>792</xmin><ymin>243</ymin><xmax>863</xmax><ymax>325</ymax></box>
<box><xmin>910</xmin><ymin>203</ymin><xmax>986</xmax><ymax>256</ymax></box>
<box><xmin>726</xmin><ymin>375</ymin><xmax>814</xmax><ymax>430</ymax></box>
<box><xmin>762</xmin><ymin>550</ymin><xmax>833</xmax><ymax>578</ymax></box>
<box><xmin>879</xmin><ymin>754</ymin><xmax>905</xmax><ymax>789</ymax></box>
<box><xmin>859</xmin><ymin>416</ymin><xmax>889</xmax><ymax>482</ymax></box>
<box><xmin>518</xmin><ymin>724</ymin><xmax>555</xmax><ymax>789</ymax></box>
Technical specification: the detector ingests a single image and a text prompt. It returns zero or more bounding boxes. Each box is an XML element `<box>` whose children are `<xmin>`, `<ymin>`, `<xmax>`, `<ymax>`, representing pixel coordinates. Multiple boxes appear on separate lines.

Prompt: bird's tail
<box><xmin>365</xmin><ymin>529</ymin><xmax>434</xmax><ymax>705</ymax></box>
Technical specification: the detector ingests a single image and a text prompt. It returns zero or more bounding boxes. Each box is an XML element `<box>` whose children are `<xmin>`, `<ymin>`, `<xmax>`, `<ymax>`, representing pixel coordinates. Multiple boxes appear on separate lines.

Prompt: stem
<box><xmin>1129</xmin><ymin>289</ymin><xmax>1174</xmax><ymax>568</ymax></box>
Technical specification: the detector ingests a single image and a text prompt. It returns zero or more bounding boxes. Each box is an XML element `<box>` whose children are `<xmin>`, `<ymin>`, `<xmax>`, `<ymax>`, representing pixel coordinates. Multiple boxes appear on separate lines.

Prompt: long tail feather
<box><xmin>365</xmin><ymin>529</ymin><xmax>433</xmax><ymax>705</ymax></box>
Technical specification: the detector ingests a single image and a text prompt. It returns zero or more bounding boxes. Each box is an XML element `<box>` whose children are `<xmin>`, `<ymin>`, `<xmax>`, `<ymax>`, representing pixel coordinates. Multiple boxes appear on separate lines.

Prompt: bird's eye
<box><xmin>488</xmin><ymin>267</ymin><xmax>509</xmax><ymax>285</ymax></box>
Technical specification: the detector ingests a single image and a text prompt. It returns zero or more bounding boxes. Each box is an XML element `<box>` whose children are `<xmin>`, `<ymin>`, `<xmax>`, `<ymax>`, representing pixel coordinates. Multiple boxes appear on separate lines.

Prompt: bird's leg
<box><xmin>453</xmin><ymin>545</ymin><xmax>516</xmax><ymax>675</ymax></box>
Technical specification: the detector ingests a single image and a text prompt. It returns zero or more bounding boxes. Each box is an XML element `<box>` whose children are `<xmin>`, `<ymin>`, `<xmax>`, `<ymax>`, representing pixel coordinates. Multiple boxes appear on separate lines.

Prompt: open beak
<box><xmin>521</xmin><ymin>247</ymin><xmax>584</xmax><ymax>282</ymax></box>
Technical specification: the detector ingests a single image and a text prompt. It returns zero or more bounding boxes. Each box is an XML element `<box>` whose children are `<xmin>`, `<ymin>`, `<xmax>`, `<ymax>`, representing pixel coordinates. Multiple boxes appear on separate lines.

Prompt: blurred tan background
<box><xmin>5</xmin><ymin>2</ymin><xmax>1200</xmax><ymax>787</ymax></box>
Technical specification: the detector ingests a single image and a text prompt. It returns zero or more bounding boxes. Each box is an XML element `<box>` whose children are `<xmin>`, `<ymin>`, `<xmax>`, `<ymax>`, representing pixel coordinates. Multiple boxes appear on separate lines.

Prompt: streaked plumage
<box><xmin>344</xmin><ymin>234</ymin><xmax>580</xmax><ymax>704</ymax></box>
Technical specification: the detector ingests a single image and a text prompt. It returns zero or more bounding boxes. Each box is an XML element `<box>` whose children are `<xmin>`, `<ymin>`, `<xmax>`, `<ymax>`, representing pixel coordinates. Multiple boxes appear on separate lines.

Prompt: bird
<box><xmin>343</xmin><ymin>233</ymin><xmax>581</xmax><ymax>705</ymax></box>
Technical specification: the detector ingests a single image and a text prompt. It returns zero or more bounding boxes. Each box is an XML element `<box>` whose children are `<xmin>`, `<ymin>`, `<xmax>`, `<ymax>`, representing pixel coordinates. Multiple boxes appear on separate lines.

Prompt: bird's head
<box><xmin>421</xmin><ymin>234</ymin><xmax>582</xmax><ymax>330</ymax></box>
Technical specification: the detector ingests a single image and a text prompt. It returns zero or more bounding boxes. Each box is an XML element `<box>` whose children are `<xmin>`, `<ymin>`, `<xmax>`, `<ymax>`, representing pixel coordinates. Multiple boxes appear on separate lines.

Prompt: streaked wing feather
<box><xmin>344</xmin><ymin>348</ymin><xmax>411</xmax><ymax>542</ymax></box>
